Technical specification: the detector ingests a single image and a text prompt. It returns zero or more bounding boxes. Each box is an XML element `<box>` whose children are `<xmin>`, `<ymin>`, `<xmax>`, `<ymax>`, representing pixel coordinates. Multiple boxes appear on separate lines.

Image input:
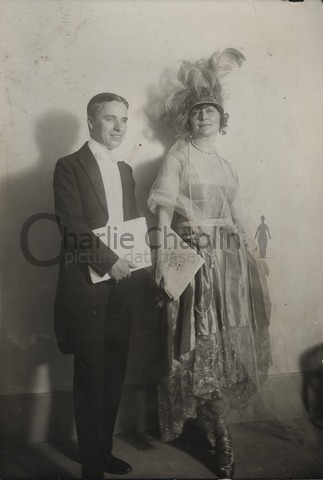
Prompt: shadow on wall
<box><xmin>0</xmin><ymin>110</ymin><xmax>80</xmax><ymax>441</ymax></box>
<box><xmin>125</xmin><ymin>71</ymin><xmax>180</xmax><ymax>387</ymax></box>
<box><xmin>140</xmin><ymin>67</ymin><xmax>179</xmax><ymax>148</ymax></box>
<box><xmin>134</xmin><ymin>67</ymin><xmax>180</xmax><ymax>226</ymax></box>
<box><xmin>300</xmin><ymin>342</ymin><xmax>323</xmax><ymax>431</ymax></box>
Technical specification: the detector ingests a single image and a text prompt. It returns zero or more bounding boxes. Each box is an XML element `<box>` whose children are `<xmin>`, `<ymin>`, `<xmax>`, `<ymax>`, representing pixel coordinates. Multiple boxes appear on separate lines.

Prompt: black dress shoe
<box><xmin>104</xmin><ymin>454</ymin><xmax>132</xmax><ymax>474</ymax></box>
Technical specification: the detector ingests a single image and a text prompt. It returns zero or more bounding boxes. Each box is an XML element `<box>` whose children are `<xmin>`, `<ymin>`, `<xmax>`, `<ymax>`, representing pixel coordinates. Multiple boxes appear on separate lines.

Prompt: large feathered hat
<box><xmin>155</xmin><ymin>48</ymin><xmax>246</xmax><ymax>136</ymax></box>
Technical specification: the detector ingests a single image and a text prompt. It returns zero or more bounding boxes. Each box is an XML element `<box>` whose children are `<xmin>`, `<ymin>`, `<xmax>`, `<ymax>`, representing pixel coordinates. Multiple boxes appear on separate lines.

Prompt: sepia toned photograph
<box><xmin>0</xmin><ymin>1</ymin><xmax>322</xmax><ymax>479</ymax></box>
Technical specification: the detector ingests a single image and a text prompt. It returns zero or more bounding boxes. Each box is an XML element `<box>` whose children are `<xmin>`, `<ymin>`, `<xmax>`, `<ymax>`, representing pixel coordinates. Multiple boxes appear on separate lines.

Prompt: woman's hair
<box><xmin>87</xmin><ymin>93</ymin><xmax>129</xmax><ymax>119</ymax></box>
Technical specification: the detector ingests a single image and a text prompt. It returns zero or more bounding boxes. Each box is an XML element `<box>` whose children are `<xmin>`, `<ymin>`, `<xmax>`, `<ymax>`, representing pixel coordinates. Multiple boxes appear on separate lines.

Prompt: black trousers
<box><xmin>71</xmin><ymin>276</ymin><xmax>135</xmax><ymax>479</ymax></box>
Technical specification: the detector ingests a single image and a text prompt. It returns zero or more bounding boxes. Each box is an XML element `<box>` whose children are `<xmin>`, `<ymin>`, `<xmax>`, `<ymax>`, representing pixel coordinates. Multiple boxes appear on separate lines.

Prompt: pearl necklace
<box><xmin>191</xmin><ymin>139</ymin><xmax>216</xmax><ymax>155</ymax></box>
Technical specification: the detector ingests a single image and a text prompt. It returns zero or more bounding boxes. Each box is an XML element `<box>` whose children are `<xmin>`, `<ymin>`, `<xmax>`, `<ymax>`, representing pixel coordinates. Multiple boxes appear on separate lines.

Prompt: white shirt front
<box><xmin>88</xmin><ymin>138</ymin><xmax>124</xmax><ymax>224</ymax></box>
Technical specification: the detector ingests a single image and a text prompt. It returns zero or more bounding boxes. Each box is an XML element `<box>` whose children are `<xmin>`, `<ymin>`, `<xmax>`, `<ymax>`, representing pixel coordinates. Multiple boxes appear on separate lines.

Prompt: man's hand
<box><xmin>108</xmin><ymin>258</ymin><xmax>136</xmax><ymax>282</ymax></box>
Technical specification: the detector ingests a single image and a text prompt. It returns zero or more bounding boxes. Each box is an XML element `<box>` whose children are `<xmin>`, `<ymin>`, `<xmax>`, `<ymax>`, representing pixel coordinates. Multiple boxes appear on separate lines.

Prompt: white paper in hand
<box><xmin>162</xmin><ymin>230</ymin><xmax>205</xmax><ymax>300</ymax></box>
<box><xmin>89</xmin><ymin>217</ymin><xmax>152</xmax><ymax>283</ymax></box>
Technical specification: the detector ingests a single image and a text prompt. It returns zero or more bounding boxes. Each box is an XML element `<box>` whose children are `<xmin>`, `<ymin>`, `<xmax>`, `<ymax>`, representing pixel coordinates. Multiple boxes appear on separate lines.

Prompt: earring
<box><xmin>220</xmin><ymin>113</ymin><xmax>229</xmax><ymax>135</ymax></box>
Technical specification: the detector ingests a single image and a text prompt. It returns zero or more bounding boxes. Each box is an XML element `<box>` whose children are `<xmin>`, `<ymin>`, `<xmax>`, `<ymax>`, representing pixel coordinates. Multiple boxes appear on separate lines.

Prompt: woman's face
<box><xmin>189</xmin><ymin>104</ymin><xmax>221</xmax><ymax>139</ymax></box>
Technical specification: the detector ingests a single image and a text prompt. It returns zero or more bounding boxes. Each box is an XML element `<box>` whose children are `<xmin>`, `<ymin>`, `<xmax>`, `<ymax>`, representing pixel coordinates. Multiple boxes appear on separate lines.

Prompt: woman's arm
<box><xmin>154</xmin><ymin>205</ymin><xmax>174</xmax><ymax>287</ymax></box>
<box><xmin>147</xmin><ymin>148</ymin><xmax>182</xmax><ymax>286</ymax></box>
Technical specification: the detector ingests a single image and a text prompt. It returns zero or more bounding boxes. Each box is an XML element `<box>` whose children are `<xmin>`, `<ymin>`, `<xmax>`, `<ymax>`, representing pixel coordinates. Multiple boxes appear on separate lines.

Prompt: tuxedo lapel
<box><xmin>78</xmin><ymin>142</ymin><xmax>109</xmax><ymax>216</ymax></box>
<box><xmin>117</xmin><ymin>162</ymin><xmax>129</xmax><ymax>218</ymax></box>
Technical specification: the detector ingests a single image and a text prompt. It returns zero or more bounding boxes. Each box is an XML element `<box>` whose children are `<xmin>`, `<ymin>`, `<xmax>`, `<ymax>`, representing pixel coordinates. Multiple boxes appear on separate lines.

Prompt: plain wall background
<box><xmin>0</xmin><ymin>0</ymin><xmax>322</xmax><ymax>408</ymax></box>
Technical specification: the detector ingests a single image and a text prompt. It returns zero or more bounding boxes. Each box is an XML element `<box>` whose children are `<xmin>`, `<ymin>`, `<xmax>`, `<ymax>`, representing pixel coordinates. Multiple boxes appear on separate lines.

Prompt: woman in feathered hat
<box><xmin>148</xmin><ymin>49</ymin><xmax>272</xmax><ymax>479</ymax></box>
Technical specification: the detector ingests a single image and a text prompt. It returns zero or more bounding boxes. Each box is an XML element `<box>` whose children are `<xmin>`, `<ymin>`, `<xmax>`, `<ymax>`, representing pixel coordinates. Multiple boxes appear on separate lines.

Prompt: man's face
<box><xmin>88</xmin><ymin>101</ymin><xmax>128</xmax><ymax>150</ymax></box>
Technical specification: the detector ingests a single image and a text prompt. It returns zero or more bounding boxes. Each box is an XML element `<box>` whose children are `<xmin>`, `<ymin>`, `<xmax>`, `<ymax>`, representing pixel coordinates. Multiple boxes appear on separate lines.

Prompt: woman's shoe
<box><xmin>214</xmin><ymin>417</ymin><xmax>234</xmax><ymax>479</ymax></box>
<box><xmin>214</xmin><ymin>435</ymin><xmax>234</xmax><ymax>478</ymax></box>
<box><xmin>196</xmin><ymin>399</ymin><xmax>234</xmax><ymax>478</ymax></box>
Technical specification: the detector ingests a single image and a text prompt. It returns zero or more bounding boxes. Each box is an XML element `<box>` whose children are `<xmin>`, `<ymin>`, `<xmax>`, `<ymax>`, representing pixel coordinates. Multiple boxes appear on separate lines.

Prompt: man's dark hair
<box><xmin>87</xmin><ymin>93</ymin><xmax>129</xmax><ymax>119</ymax></box>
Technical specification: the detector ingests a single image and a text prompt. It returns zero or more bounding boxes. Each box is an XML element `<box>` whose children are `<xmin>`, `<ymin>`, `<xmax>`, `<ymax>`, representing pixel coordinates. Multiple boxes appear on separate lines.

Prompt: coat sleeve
<box><xmin>53</xmin><ymin>157</ymin><xmax>119</xmax><ymax>276</ymax></box>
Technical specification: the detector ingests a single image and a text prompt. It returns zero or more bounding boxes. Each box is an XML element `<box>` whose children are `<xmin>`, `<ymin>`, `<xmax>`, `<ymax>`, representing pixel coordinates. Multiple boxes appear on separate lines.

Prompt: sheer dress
<box><xmin>148</xmin><ymin>137</ymin><xmax>272</xmax><ymax>442</ymax></box>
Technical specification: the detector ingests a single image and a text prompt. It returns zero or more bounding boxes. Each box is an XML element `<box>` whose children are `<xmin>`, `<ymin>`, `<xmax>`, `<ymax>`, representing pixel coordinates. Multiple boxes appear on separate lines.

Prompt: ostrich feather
<box><xmin>153</xmin><ymin>88</ymin><xmax>192</xmax><ymax>134</ymax></box>
<box><xmin>177</xmin><ymin>49</ymin><xmax>245</xmax><ymax>93</ymax></box>
<box><xmin>155</xmin><ymin>89</ymin><xmax>189</xmax><ymax>118</ymax></box>
<box><xmin>178</xmin><ymin>61</ymin><xmax>211</xmax><ymax>94</ymax></box>
<box><xmin>208</xmin><ymin>48</ymin><xmax>246</xmax><ymax>81</ymax></box>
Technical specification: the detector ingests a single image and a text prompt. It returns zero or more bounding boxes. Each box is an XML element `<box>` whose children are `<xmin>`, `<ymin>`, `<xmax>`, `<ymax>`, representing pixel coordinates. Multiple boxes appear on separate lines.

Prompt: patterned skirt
<box><xmin>157</xmin><ymin>228</ymin><xmax>272</xmax><ymax>442</ymax></box>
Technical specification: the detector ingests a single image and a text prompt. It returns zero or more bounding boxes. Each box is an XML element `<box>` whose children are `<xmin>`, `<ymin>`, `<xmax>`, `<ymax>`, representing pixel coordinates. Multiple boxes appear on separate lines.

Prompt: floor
<box><xmin>1</xmin><ymin>420</ymin><xmax>323</xmax><ymax>479</ymax></box>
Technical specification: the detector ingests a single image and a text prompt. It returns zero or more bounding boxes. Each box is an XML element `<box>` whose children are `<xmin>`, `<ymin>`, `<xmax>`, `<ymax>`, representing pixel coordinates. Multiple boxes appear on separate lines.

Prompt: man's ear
<box><xmin>87</xmin><ymin>116</ymin><xmax>94</xmax><ymax>130</ymax></box>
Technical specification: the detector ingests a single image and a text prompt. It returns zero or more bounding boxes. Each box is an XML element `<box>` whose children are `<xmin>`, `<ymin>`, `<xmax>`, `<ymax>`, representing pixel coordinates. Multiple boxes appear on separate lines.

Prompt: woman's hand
<box><xmin>260</xmin><ymin>257</ymin><xmax>270</xmax><ymax>276</ymax></box>
<box><xmin>151</xmin><ymin>206</ymin><xmax>174</xmax><ymax>300</ymax></box>
<box><xmin>149</xmin><ymin>259</ymin><xmax>169</xmax><ymax>309</ymax></box>
<box><xmin>247</xmin><ymin>238</ymin><xmax>258</xmax><ymax>254</ymax></box>
<box><xmin>154</xmin><ymin>248</ymin><xmax>168</xmax><ymax>288</ymax></box>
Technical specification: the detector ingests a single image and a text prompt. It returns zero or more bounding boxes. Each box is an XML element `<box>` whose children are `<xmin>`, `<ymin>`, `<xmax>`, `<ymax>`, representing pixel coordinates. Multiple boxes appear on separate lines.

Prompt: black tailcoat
<box><xmin>53</xmin><ymin>142</ymin><xmax>139</xmax><ymax>478</ymax></box>
<box><xmin>53</xmin><ymin>141</ymin><xmax>138</xmax><ymax>354</ymax></box>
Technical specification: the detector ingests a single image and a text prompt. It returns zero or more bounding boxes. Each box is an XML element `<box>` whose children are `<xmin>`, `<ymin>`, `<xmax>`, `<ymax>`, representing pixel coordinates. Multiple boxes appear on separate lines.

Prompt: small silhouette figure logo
<box><xmin>254</xmin><ymin>215</ymin><xmax>271</xmax><ymax>258</ymax></box>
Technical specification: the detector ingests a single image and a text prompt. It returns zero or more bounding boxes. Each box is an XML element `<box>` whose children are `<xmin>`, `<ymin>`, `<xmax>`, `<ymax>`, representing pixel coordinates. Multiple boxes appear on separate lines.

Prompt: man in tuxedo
<box><xmin>53</xmin><ymin>93</ymin><xmax>139</xmax><ymax>479</ymax></box>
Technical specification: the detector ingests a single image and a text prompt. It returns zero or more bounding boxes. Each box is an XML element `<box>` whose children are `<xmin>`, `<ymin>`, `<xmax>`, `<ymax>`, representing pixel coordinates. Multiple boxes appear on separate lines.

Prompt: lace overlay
<box><xmin>148</xmin><ymin>138</ymin><xmax>272</xmax><ymax>442</ymax></box>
